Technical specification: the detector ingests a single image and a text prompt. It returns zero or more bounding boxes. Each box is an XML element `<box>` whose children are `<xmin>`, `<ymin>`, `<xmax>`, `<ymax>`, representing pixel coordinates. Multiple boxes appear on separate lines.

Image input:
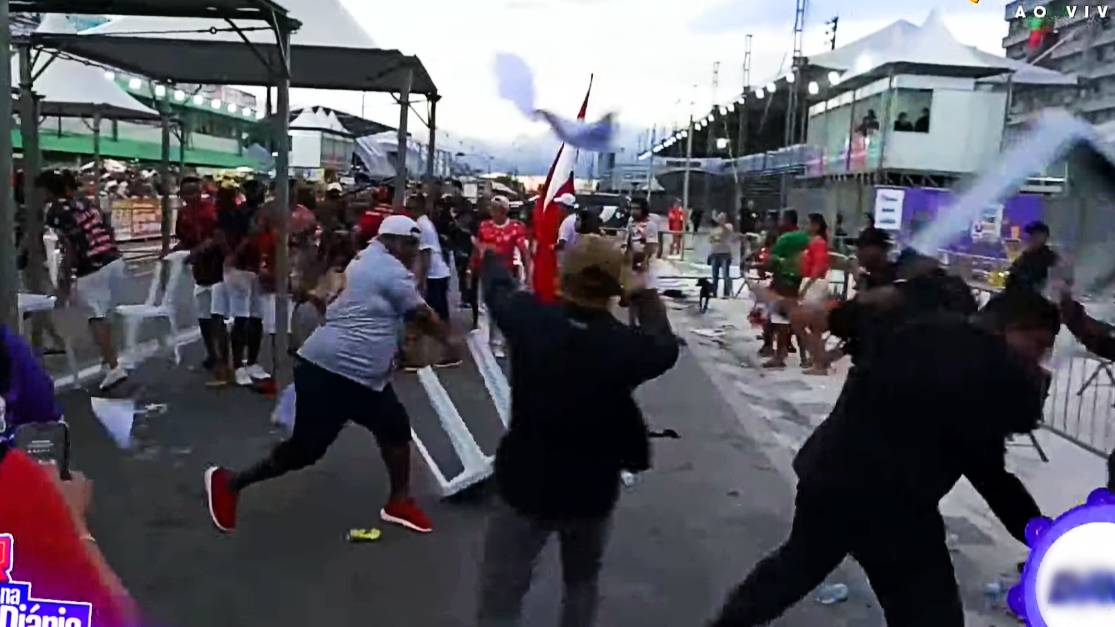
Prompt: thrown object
<box><xmin>90</xmin><ymin>397</ymin><xmax>135</xmax><ymax>449</ymax></box>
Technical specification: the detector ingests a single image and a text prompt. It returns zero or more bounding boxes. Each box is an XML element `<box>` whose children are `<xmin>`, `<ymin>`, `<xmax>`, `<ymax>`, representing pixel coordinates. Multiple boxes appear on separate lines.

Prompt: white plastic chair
<box><xmin>115</xmin><ymin>250</ymin><xmax>190</xmax><ymax>365</ymax></box>
<box><xmin>16</xmin><ymin>293</ymin><xmax>80</xmax><ymax>384</ymax></box>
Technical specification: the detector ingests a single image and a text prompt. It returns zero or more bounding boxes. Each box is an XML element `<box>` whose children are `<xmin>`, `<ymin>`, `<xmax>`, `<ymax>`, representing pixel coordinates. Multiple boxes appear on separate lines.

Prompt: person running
<box><xmin>711</xmin><ymin>289</ymin><xmax>1059</xmax><ymax>627</ymax></box>
<box><xmin>175</xmin><ymin>176</ymin><xmax>223</xmax><ymax>372</ymax></box>
<box><xmin>204</xmin><ymin>215</ymin><xmax>458</xmax><ymax>534</ymax></box>
<box><xmin>38</xmin><ymin>170</ymin><xmax>129</xmax><ymax>391</ymax></box>
<box><xmin>790</xmin><ymin>213</ymin><xmax>831</xmax><ymax>373</ymax></box>
<box><xmin>476</xmin><ymin>235</ymin><xmax>679</xmax><ymax>627</ymax></box>
<box><xmin>473</xmin><ymin>196</ymin><xmax>530</xmax><ymax>358</ymax></box>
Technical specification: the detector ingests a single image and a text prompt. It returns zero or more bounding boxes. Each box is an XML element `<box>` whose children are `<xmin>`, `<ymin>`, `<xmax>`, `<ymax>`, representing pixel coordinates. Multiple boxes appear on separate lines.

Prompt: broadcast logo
<box><xmin>1010</xmin><ymin>489</ymin><xmax>1115</xmax><ymax>626</ymax></box>
<box><xmin>0</xmin><ymin>534</ymin><xmax>93</xmax><ymax>627</ymax></box>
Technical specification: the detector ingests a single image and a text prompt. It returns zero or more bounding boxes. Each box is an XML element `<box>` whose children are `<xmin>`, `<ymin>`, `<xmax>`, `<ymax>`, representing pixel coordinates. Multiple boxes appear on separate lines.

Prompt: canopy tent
<box><xmin>83</xmin><ymin>0</ymin><xmax>373</xmax><ymax>49</ymax></box>
<box><xmin>11</xmin><ymin>0</ymin><xmax>296</xmax><ymax>26</ymax></box>
<box><xmin>290</xmin><ymin>106</ymin><xmax>349</xmax><ymax>134</ymax></box>
<box><xmin>12</xmin><ymin>15</ymin><xmax>159</xmax><ymax>119</ymax></box>
<box><xmin>24</xmin><ymin>7</ymin><xmax>439</xmax><ymax>384</ymax></box>
<box><xmin>354</xmin><ymin>134</ymin><xmax>396</xmax><ymax>180</ymax></box>
<box><xmin>31</xmin><ymin>34</ymin><xmax>437</xmax><ymax>95</ymax></box>
<box><xmin>0</xmin><ymin>0</ymin><xmax>299</xmax><ymax>333</ymax></box>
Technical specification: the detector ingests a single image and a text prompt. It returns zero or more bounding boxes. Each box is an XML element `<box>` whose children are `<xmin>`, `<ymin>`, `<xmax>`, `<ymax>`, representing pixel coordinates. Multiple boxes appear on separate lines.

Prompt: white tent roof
<box><xmin>354</xmin><ymin>135</ymin><xmax>396</xmax><ymax>180</ymax></box>
<box><xmin>14</xmin><ymin>14</ymin><xmax>158</xmax><ymax>119</ymax></box>
<box><xmin>83</xmin><ymin>0</ymin><xmax>376</xmax><ymax>49</ymax></box>
<box><xmin>290</xmin><ymin>107</ymin><xmax>350</xmax><ymax>134</ymax></box>
<box><xmin>809</xmin><ymin>10</ymin><xmax>1072</xmax><ymax>87</ymax></box>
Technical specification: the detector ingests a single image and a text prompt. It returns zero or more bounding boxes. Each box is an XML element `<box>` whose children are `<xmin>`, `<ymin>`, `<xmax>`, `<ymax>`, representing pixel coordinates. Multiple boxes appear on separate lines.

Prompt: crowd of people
<box><xmin>8</xmin><ymin>168</ymin><xmax>1115</xmax><ymax>627</ymax></box>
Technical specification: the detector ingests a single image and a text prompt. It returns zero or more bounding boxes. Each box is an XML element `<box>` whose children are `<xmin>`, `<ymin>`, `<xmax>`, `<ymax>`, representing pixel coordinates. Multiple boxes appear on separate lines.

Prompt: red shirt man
<box><xmin>474</xmin><ymin>202</ymin><xmax>529</xmax><ymax>275</ymax></box>
<box><xmin>668</xmin><ymin>204</ymin><xmax>685</xmax><ymax>233</ymax></box>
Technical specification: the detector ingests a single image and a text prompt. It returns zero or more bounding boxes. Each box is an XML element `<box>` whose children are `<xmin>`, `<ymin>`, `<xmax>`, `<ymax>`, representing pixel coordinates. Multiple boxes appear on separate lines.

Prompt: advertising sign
<box><xmin>873</xmin><ymin>187</ymin><xmax>905</xmax><ymax>231</ymax></box>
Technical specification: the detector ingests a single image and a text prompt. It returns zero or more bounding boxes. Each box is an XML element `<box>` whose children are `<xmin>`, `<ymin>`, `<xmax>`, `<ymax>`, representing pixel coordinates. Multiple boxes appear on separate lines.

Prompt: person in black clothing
<box><xmin>447</xmin><ymin>203</ymin><xmax>477</xmax><ymax>311</ymax></box>
<box><xmin>1005</xmin><ymin>221</ymin><xmax>1058</xmax><ymax>294</ymax></box>
<box><xmin>712</xmin><ymin>289</ymin><xmax>1059</xmax><ymax>627</ymax></box>
<box><xmin>893</xmin><ymin>111</ymin><xmax>914</xmax><ymax>132</ymax></box>
<box><xmin>476</xmin><ymin>235</ymin><xmax>679</xmax><ymax>627</ymax></box>
<box><xmin>1058</xmin><ymin>286</ymin><xmax>1115</xmax><ymax>490</ymax></box>
<box><xmin>915</xmin><ymin>107</ymin><xmax>931</xmax><ymax>133</ymax></box>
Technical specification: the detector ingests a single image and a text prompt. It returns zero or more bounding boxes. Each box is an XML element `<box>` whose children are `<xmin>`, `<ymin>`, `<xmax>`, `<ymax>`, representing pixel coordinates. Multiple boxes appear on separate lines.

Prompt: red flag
<box><xmin>531</xmin><ymin>76</ymin><xmax>593</xmax><ymax>302</ymax></box>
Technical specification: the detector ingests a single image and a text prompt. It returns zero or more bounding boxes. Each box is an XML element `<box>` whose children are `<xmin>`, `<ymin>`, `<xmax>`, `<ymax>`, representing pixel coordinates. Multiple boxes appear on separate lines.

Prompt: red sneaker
<box><xmin>204</xmin><ymin>466</ymin><xmax>238</xmax><ymax>533</ymax></box>
<box><xmin>380</xmin><ymin>498</ymin><xmax>433</xmax><ymax>533</ymax></box>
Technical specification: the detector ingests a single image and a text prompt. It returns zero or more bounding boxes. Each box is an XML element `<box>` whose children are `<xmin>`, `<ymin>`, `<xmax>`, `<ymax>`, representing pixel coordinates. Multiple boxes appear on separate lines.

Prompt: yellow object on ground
<box><xmin>346</xmin><ymin>528</ymin><xmax>383</xmax><ymax>543</ymax></box>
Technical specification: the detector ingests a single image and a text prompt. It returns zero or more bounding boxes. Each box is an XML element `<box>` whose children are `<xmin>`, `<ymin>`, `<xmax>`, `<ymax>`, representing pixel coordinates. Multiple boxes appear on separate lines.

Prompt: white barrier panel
<box><xmin>466</xmin><ymin>329</ymin><xmax>511</xmax><ymax>428</ymax></box>
<box><xmin>414</xmin><ymin>366</ymin><xmax>494</xmax><ymax>497</ymax></box>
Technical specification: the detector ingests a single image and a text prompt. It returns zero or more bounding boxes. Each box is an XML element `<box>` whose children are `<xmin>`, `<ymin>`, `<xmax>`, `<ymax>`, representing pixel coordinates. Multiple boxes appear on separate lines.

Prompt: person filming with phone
<box><xmin>0</xmin><ymin>324</ymin><xmax>140</xmax><ymax>626</ymax></box>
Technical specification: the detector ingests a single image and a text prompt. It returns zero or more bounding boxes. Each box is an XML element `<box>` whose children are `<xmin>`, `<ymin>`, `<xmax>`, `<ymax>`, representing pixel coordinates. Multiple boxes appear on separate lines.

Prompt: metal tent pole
<box><xmin>644</xmin><ymin>126</ymin><xmax>655</xmax><ymax>204</ymax></box>
<box><xmin>18</xmin><ymin>42</ymin><xmax>48</xmax><ymax>295</ymax></box>
<box><xmin>159</xmin><ymin>95</ymin><xmax>172</xmax><ymax>259</ymax></box>
<box><xmin>425</xmin><ymin>95</ymin><xmax>438</xmax><ymax>213</ymax></box>
<box><xmin>273</xmin><ymin>26</ymin><xmax>293</xmax><ymax>387</ymax></box>
<box><xmin>394</xmin><ymin>67</ymin><xmax>414</xmax><ymax>210</ymax></box>
<box><xmin>0</xmin><ymin>0</ymin><xmax>20</xmax><ymax>329</ymax></box>
<box><xmin>682</xmin><ymin>115</ymin><xmax>694</xmax><ymax>219</ymax></box>
<box><xmin>93</xmin><ymin>108</ymin><xmax>102</xmax><ymax>191</ymax></box>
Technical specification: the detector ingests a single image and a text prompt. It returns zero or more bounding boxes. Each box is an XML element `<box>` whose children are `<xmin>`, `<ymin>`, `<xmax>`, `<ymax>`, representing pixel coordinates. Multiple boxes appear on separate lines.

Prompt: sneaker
<box><xmin>380</xmin><ymin>498</ymin><xmax>433</xmax><ymax>533</ymax></box>
<box><xmin>98</xmin><ymin>365</ymin><xmax>129</xmax><ymax>391</ymax></box>
<box><xmin>234</xmin><ymin>367</ymin><xmax>253</xmax><ymax>387</ymax></box>
<box><xmin>434</xmin><ymin>357</ymin><xmax>463</xmax><ymax>369</ymax></box>
<box><xmin>492</xmin><ymin>346</ymin><xmax>507</xmax><ymax>359</ymax></box>
<box><xmin>204</xmin><ymin>466</ymin><xmax>238</xmax><ymax>533</ymax></box>
<box><xmin>761</xmin><ymin>359</ymin><xmax>786</xmax><ymax>370</ymax></box>
<box><xmin>246</xmin><ymin>363</ymin><xmax>270</xmax><ymax>381</ymax></box>
<box><xmin>757</xmin><ymin>346</ymin><xmax>775</xmax><ymax>358</ymax></box>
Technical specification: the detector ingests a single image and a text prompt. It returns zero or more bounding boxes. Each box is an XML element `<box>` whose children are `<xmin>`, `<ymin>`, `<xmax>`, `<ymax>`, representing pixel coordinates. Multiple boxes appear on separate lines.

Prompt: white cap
<box><xmin>378</xmin><ymin>215</ymin><xmax>421</xmax><ymax>238</ymax></box>
<box><xmin>555</xmin><ymin>193</ymin><xmax>578</xmax><ymax>208</ymax></box>
<box><xmin>326</xmin><ymin>182</ymin><xmax>343</xmax><ymax>193</ymax></box>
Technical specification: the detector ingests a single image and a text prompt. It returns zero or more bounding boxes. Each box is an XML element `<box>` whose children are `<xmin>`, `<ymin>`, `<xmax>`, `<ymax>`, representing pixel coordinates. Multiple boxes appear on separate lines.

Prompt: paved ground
<box><xmin>49</xmin><ymin>291</ymin><xmax>889</xmax><ymax>627</ymax></box>
<box><xmin>34</xmin><ymin>252</ymin><xmax>1100</xmax><ymax>626</ymax></box>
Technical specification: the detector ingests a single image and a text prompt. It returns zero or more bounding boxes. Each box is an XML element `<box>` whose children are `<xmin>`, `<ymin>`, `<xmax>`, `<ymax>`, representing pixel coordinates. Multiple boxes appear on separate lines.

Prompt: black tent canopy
<box><xmin>11</xmin><ymin>0</ymin><xmax>297</xmax><ymax>27</ymax></box>
<box><xmin>29</xmin><ymin>34</ymin><xmax>437</xmax><ymax>95</ymax></box>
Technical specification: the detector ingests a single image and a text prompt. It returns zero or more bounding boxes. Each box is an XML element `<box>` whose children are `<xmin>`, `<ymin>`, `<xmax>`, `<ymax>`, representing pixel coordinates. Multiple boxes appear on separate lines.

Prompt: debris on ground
<box><xmin>815</xmin><ymin>583</ymin><xmax>849</xmax><ymax>605</ymax></box>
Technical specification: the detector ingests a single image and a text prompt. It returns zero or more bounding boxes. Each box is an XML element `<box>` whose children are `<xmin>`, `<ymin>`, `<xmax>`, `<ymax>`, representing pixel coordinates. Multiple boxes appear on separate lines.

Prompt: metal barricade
<box><xmin>1044</xmin><ymin>350</ymin><xmax>1115</xmax><ymax>458</ymax></box>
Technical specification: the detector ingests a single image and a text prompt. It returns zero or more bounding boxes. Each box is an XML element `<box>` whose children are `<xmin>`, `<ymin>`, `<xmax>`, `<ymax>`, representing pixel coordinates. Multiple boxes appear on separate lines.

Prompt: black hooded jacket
<box><xmin>793</xmin><ymin>315</ymin><xmax>1043</xmax><ymax>543</ymax></box>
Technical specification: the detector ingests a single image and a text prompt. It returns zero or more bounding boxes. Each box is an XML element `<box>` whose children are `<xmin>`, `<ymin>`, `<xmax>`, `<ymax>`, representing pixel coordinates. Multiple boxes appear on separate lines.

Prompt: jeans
<box><xmin>710</xmin><ymin>253</ymin><xmax>733</xmax><ymax>297</ymax></box>
<box><xmin>477</xmin><ymin>503</ymin><xmax>612</xmax><ymax>627</ymax></box>
<box><xmin>712</xmin><ymin>486</ymin><xmax>963</xmax><ymax>626</ymax></box>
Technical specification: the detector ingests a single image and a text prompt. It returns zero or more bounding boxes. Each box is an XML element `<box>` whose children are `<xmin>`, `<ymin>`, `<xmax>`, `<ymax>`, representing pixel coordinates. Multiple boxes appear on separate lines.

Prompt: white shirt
<box><xmin>627</xmin><ymin>218</ymin><xmax>660</xmax><ymax>255</ymax></box>
<box><xmin>417</xmin><ymin>215</ymin><xmax>451</xmax><ymax>280</ymax></box>
<box><xmin>558</xmin><ymin>213</ymin><xmax>579</xmax><ymax>247</ymax></box>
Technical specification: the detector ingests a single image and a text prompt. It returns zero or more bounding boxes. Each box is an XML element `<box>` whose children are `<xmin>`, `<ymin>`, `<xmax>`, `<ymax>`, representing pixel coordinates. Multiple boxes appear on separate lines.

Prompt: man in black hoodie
<box><xmin>712</xmin><ymin>289</ymin><xmax>1058</xmax><ymax>626</ymax></box>
<box><xmin>476</xmin><ymin>235</ymin><xmax>679</xmax><ymax>627</ymax></box>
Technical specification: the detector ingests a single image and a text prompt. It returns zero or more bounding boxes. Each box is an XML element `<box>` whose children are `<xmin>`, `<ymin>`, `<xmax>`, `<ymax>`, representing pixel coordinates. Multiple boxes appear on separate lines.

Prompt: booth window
<box><xmin>891</xmin><ymin>89</ymin><xmax>933</xmax><ymax>133</ymax></box>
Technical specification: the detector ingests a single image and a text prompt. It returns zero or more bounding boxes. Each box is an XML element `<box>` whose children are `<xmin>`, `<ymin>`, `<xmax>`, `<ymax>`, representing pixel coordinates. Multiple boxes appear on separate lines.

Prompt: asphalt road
<box><xmin>53</xmin><ymin>303</ymin><xmax>885</xmax><ymax>627</ymax></box>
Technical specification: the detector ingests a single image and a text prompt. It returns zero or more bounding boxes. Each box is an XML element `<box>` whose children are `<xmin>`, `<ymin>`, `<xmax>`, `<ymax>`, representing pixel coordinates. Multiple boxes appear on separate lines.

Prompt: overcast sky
<box><xmin>315</xmin><ymin>0</ymin><xmax>1010</xmax><ymax>172</ymax></box>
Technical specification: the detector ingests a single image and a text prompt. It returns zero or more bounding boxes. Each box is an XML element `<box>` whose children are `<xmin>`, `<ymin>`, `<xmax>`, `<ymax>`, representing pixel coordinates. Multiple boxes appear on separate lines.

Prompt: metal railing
<box><xmin>1044</xmin><ymin>351</ymin><xmax>1115</xmax><ymax>458</ymax></box>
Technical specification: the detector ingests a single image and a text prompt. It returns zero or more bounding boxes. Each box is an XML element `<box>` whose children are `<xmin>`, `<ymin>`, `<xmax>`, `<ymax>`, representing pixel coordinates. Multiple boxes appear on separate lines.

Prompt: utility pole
<box><xmin>735</xmin><ymin>34</ymin><xmax>753</xmax><ymax>218</ymax></box>
<box><xmin>644</xmin><ymin>126</ymin><xmax>656</xmax><ymax>203</ymax></box>
<box><xmin>782</xmin><ymin>0</ymin><xmax>807</xmax><ymax>205</ymax></box>
<box><xmin>825</xmin><ymin>16</ymin><xmax>839</xmax><ymax>50</ymax></box>
<box><xmin>0</xmin><ymin>0</ymin><xmax>17</xmax><ymax>330</ymax></box>
<box><xmin>703</xmin><ymin>62</ymin><xmax>719</xmax><ymax>220</ymax></box>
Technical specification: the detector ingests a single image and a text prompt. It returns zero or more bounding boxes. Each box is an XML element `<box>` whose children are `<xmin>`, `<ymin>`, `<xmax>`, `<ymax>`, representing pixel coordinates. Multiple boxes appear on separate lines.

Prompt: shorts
<box><xmin>258</xmin><ymin>293</ymin><xmax>293</xmax><ymax>334</ymax></box>
<box><xmin>221</xmin><ymin>268</ymin><xmax>262</xmax><ymax>319</ymax></box>
<box><xmin>75</xmin><ymin>258</ymin><xmax>128</xmax><ymax>319</ymax></box>
<box><xmin>194</xmin><ymin>284</ymin><xmax>215</xmax><ymax>319</ymax></box>
<box><xmin>292</xmin><ymin>360</ymin><xmax>412</xmax><ymax>448</ymax></box>
<box><xmin>802</xmin><ymin>279</ymin><xmax>830</xmax><ymax>306</ymax></box>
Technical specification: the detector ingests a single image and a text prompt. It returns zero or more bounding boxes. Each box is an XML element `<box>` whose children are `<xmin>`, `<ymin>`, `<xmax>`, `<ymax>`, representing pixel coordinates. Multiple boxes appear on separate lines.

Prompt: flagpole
<box><xmin>644</xmin><ymin>126</ymin><xmax>656</xmax><ymax>205</ymax></box>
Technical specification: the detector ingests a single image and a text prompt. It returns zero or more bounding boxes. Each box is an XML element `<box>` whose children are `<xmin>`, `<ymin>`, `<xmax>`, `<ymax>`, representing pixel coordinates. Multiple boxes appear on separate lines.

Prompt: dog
<box><xmin>696</xmin><ymin>278</ymin><xmax>714</xmax><ymax>313</ymax></box>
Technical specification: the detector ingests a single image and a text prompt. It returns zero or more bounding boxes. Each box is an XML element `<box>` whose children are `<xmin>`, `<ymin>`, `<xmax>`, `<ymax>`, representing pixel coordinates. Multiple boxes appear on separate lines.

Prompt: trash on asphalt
<box><xmin>346</xmin><ymin>528</ymin><xmax>382</xmax><ymax>543</ymax></box>
<box><xmin>141</xmin><ymin>403</ymin><xmax>168</xmax><ymax>416</ymax></box>
<box><xmin>620</xmin><ymin>471</ymin><xmax>638</xmax><ymax>488</ymax></box>
<box><xmin>90</xmin><ymin>397</ymin><xmax>136</xmax><ymax>449</ymax></box>
<box><xmin>815</xmin><ymin>583</ymin><xmax>849</xmax><ymax>605</ymax></box>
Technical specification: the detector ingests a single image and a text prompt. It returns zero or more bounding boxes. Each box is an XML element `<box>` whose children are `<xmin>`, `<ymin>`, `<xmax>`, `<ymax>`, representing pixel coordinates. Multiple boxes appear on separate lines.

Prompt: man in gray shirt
<box><xmin>204</xmin><ymin>215</ymin><xmax>457</xmax><ymax>535</ymax></box>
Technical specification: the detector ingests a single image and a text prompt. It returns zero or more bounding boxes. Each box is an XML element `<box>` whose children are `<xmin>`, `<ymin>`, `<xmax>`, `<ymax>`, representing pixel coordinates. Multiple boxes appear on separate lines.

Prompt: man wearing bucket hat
<box><xmin>205</xmin><ymin>215</ymin><xmax>458</xmax><ymax>536</ymax></box>
<box><xmin>475</xmin><ymin>235</ymin><xmax>679</xmax><ymax>627</ymax></box>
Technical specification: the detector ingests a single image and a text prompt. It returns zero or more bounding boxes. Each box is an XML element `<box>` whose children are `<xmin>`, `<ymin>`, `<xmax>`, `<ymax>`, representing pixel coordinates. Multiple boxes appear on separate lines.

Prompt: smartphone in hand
<box><xmin>11</xmin><ymin>421</ymin><xmax>71</xmax><ymax>480</ymax></box>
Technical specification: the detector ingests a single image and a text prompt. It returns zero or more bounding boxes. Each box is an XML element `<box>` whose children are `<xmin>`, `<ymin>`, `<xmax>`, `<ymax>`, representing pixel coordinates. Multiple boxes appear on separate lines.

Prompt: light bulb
<box><xmin>173</xmin><ymin>89</ymin><xmax>186</xmax><ymax>101</ymax></box>
<box><xmin>211</xmin><ymin>99</ymin><xmax>222</xmax><ymax>110</ymax></box>
<box><xmin>192</xmin><ymin>94</ymin><xmax>204</xmax><ymax>105</ymax></box>
<box><xmin>128</xmin><ymin>77</ymin><xmax>142</xmax><ymax>90</ymax></box>
<box><xmin>808</xmin><ymin>81</ymin><xmax>820</xmax><ymax>95</ymax></box>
